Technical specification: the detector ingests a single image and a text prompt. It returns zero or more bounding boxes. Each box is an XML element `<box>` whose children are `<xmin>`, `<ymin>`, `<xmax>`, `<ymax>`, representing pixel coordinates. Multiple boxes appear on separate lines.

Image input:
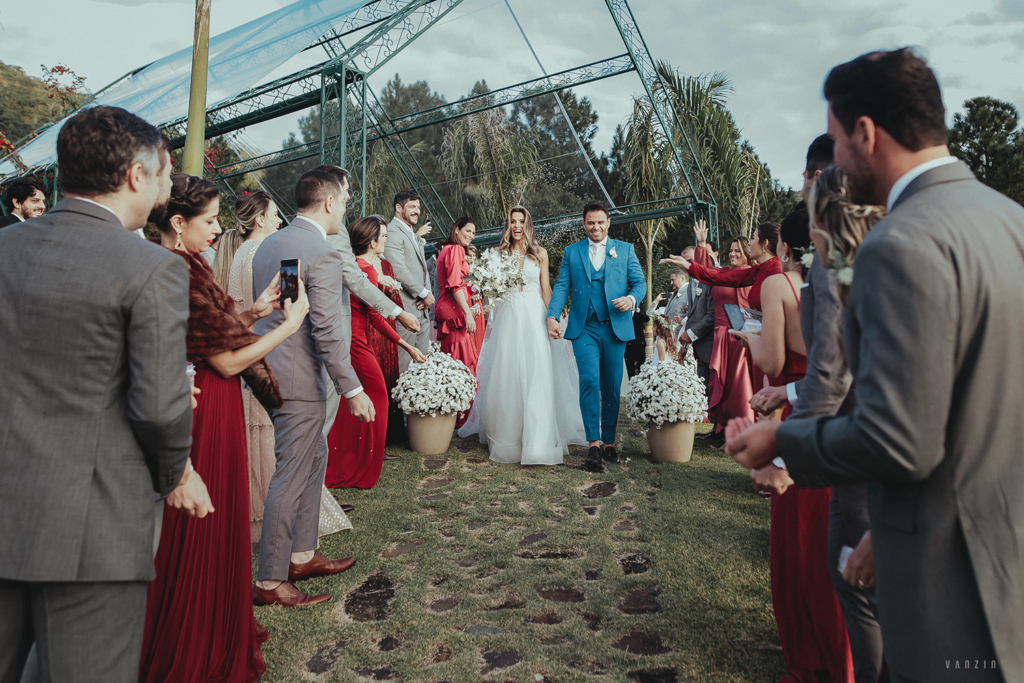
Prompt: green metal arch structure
<box><xmin>0</xmin><ymin>0</ymin><xmax>718</xmax><ymax>246</ymax></box>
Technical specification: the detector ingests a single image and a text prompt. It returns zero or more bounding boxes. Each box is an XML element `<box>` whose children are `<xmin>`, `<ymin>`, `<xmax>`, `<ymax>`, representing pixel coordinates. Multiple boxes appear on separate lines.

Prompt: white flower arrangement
<box><xmin>627</xmin><ymin>347</ymin><xmax>708</xmax><ymax>427</ymax></box>
<box><xmin>467</xmin><ymin>248</ymin><xmax>520</xmax><ymax>306</ymax></box>
<box><xmin>391</xmin><ymin>343</ymin><xmax>477</xmax><ymax>417</ymax></box>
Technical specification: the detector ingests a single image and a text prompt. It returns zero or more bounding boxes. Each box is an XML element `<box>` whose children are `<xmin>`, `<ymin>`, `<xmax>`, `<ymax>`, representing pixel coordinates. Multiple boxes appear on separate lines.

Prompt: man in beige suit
<box><xmin>383</xmin><ymin>190</ymin><xmax>433</xmax><ymax>371</ymax></box>
<box><xmin>726</xmin><ymin>48</ymin><xmax>1024</xmax><ymax>683</ymax></box>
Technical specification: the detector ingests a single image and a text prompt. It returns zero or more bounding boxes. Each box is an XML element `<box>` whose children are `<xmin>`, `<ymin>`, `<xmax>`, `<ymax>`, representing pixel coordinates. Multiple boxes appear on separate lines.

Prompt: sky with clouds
<box><xmin>1</xmin><ymin>0</ymin><xmax>1022</xmax><ymax>189</ymax></box>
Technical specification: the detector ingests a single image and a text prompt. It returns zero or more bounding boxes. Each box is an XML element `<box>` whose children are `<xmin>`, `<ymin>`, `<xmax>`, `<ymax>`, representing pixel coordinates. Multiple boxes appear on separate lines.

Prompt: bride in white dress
<box><xmin>459</xmin><ymin>206</ymin><xmax>587</xmax><ymax>464</ymax></box>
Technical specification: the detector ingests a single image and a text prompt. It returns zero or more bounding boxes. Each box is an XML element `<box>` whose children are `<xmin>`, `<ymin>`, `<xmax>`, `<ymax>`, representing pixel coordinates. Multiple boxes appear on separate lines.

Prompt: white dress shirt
<box><xmin>886</xmin><ymin>156</ymin><xmax>959</xmax><ymax>211</ymax></box>
<box><xmin>588</xmin><ymin>236</ymin><xmax>636</xmax><ymax>309</ymax></box>
<box><xmin>73</xmin><ymin>197</ymin><xmax>120</xmax><ymax>222</ymax></box>
<box><xmin>395</xmin><ymin>216</ymin><xmax>431</xmax><ymax>300</ymax></box>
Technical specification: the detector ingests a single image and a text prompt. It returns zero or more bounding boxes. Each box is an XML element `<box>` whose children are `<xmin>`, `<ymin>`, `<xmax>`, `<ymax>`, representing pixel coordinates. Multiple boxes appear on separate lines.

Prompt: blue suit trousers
<box><xmin>572</xmin><ymin>315</ymin><xmax>626</xmax><ymax>443</ymax></box>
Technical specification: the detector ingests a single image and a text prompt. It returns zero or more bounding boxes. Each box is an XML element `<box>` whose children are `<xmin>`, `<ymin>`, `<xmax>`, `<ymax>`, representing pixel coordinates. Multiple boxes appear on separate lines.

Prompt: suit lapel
<box><xmin>579</xmin><ymin>240</ymin><xmax>592</xmax><ymax>281</ymax></box>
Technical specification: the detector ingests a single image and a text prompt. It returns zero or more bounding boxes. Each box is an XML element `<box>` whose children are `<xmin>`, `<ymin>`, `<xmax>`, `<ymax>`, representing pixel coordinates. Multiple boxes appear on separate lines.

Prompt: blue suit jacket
<box><xmin>546</xmin><ymin>238</ymin><xmax>647</xmax><ymax>342</ymax></box>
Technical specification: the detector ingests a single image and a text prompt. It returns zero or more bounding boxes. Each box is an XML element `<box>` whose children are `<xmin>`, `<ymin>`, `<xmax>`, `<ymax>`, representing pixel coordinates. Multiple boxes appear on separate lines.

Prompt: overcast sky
<box><xmin>2</xmin><ymin>0</ymin><xmax>1022</xmax><ymax>189</ymax></box>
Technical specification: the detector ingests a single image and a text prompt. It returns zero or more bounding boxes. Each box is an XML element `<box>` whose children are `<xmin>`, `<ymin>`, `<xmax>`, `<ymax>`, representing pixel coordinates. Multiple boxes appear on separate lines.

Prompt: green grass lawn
<box><xmin>253</xmin><ymin>413</ymin><xmax>787</xmax><ymax>682</ymax></box>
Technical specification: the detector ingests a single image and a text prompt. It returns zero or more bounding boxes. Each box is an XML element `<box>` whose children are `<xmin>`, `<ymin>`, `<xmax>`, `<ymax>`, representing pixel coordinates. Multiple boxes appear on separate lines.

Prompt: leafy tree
<box><xmin>949</xmin><ymin>96</ymin><xmax>1024</xmax><ymax>204</ymax></box>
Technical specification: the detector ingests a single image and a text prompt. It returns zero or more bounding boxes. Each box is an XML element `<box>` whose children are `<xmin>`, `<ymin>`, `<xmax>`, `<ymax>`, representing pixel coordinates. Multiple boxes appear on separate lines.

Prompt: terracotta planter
<box><xmin>407</xmin><ymin>412</ymin><xmax>457</xmax><ymax>455</ymax></box>
<box><xmin>647</xmin><ymin>420</ymin><xmax>695</xmax><ymax>463</ymax></box>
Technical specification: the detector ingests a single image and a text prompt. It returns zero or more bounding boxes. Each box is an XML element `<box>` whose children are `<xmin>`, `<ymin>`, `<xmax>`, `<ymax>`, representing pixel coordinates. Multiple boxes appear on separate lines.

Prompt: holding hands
<box><xmin>723</xmin><ymin>416</ymin><xmax>781</xmax><ymax>470</ymax></box>
<box><xmin>751</xmin><ymin>385</ymin><xmax>789</xmax><ymax>415</ymax></box>
<box><xmin>547</xmin><ymin>317</ymin><xmax>563</xmax><ymax>340</ymax></box>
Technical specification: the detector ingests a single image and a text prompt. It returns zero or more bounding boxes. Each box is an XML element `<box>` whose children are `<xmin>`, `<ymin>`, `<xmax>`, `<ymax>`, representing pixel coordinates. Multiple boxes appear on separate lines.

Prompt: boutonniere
<box><xmin>418</xmin><ymin>236</ymin><xmax>426</xmax><ymax>247</ymax></box>
<box><xmin>608</xmin><ymin>246</ymin><xmax>618</xmax><ymax>259</ymax></box>
<box><xmin>694</xmin><ymin>285</ymin><xmax>702</xmax><ymax>296</ymax></box>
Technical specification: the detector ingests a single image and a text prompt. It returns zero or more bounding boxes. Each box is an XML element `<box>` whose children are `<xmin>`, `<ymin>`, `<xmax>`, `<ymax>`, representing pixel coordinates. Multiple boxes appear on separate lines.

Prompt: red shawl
<box><xmin>178</xmin><ymin>250</ymin><xmax>283</xmax><ymax>412</ymax></box>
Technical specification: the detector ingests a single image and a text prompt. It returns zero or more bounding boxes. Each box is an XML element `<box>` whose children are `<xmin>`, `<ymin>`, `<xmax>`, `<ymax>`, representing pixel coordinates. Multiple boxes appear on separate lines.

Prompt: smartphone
<box><xmin>280</xmin><ymin>258</ymin><xmax>300</xmax><ymax>304</ymax></box>
<box><xmin>723</xmin><ymin>303</ymin><xmax>747</xmax><ymax>332</ymax></box>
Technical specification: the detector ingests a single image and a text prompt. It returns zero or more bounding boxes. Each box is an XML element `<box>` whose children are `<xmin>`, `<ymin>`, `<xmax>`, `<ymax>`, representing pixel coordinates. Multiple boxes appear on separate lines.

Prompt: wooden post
<box><xmin>182</xmin><ymin>0</ymin><xmax>211</xmax><ymax>176</ymax></box>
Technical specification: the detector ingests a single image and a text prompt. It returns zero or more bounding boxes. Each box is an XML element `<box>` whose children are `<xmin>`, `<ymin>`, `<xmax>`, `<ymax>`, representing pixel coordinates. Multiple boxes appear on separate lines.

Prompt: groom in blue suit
<box><xmin>547</xmin><ymin>200</ymin><xmax>646</xmax><ymax>467</ymax></box>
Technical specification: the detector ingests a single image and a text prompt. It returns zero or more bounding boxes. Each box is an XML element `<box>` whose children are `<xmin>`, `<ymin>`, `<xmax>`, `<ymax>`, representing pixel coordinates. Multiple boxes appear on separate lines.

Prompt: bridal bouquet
<box><xmin>391</xmin><ymin>344</ymin><xmax>477</xmax><ymax>417</ymax></box>
<box><xmin>627</xmin><ymin>347</ymin><xmax>708</xmax><ymax>427</ymax></box>
<box><xmin>467</xmin><ymin>248</ymin><xmax>520</xmax><ymax>306</ymax></box>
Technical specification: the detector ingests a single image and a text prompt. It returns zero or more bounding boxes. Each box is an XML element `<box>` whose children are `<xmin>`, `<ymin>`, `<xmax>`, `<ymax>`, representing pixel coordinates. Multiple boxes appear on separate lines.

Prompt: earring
<box><xmin>174</xmin><ymin>232</ymin><xmax>184</xmax><ymax>251</ymax></box>
<box><xmin>781</xmin><ymin>252</ymin><xmax>790</xmax><ymax>263</ymax></box>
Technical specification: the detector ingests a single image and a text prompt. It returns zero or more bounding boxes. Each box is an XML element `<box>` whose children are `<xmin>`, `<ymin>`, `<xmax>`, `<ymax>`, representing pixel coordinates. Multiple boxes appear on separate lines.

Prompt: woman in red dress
<box><xmin>141</xmin><ymin>174</ymin><xmax>310</xmax><ymax>683</ymax></box>
<box><xmin>362</xmin><ymin>226</ymin><xmax>407</xmax><ymax>446</ymax></box>
<box><xmin>326</xmin><ymin>216</ymin><xmax>426</xmax><ymax>488</ymax></box>
<box><xmin>434</xmin><ymin>217</ymin><xmax>480</xmax><ymax>375</ymax></box>
<box><xmin>731</xmin><ymin>207</ymin><xmax>854</xmax><ymax>683</ymax></box>
<box><xmin>466</xmin><ymin>244</ymin><xmax>487</xmax><ymax>356</ymax></box>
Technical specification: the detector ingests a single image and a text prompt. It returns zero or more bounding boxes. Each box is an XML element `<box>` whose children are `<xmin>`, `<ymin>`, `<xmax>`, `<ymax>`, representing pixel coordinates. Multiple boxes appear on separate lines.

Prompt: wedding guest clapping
<box><xmin>140</xmin><ymin>174</ymin><xmax>310</xmax><ymax>683</ymax></box>
<box><xmin>326</xmin><ymin>216</ymin><xmax>426</xmax><ymax>489</ymax></box>
<box><xmin>435</xmin><ymin>217</ymin><xmax>481</xmax><ymax>376</ymax></box>
<box><xmin>727</xmin><ymin>47</ymin><xmax>1024</xmax><ymax>682</ymax></box>
<box><xmin>0</xmin><ymin>106</ymin><xmax>198</xmax><ymax>682</ymax></box>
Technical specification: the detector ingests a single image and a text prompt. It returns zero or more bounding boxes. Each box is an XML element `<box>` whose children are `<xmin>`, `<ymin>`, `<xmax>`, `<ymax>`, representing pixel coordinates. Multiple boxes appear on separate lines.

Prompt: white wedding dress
<box><xmin>458</xmin><ymin>256</ymin><xmax>587</xmax><ymax>464</ymax></box>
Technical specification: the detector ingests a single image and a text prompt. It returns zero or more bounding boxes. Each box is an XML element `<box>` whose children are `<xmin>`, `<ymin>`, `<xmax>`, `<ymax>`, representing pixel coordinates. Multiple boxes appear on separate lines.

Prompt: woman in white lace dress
<box><xmin>226</xmin><ymin>192</ymin><xmax>351</xmax><ymax>541</ymax></box>
<box><xmin>459</xmin><ymin>206</ymin><xmax>586</xmax><ymax>464</ymax></box>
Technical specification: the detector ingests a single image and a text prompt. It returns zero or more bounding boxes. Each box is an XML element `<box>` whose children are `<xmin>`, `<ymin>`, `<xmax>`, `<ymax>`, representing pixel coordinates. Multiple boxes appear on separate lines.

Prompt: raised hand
<box><xmin>659</xmin><ymin>254</ymin><xmax>691</xmax><ymax>270</ymax></box>
<box><xmin>694</xmin><ymin>219</ymin><xmax>709</xmax><ymax>246</ymax></box>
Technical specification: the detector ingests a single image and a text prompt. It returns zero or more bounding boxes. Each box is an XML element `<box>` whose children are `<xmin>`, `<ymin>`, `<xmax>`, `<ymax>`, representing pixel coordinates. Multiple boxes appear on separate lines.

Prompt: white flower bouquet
<box><xmin>627</xmin><ymin>347</ymin><xmax>708</xmax><ymax>427</ymax></box>
<box><xmin>467</xmin><ymin>248</ymin><xmax>520</xmax><ymax>307</ymax></box>
<box><xmin>391</xmin><ymin>344</ymin><xmax>477</xmax><ymax>417</ymax></box>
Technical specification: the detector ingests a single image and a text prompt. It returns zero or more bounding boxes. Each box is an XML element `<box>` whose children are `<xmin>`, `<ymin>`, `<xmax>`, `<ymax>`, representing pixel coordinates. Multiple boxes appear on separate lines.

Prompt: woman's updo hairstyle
<box><xmin>779</xmin><ymin>206</ymin><xmax>811</xmax><ymax>262</ymax></box>
<box><xmin>755</xmin><ymin>221</ymin><xmax>781</xmax><ymax>256</ymax></box>
<box><xmin>233</xmin><ymin>190</ymin><xmax>273</xmax><ymax>238</ymax></box>
<box><xmin>348</xmin><ymin>215</ymin><xmax>386</xmax><ymax>256</ymax></box>
<box><xmin>156</xmin><ymin>173</ymin><xmax>219</xmax><ymax>235</ymax></box>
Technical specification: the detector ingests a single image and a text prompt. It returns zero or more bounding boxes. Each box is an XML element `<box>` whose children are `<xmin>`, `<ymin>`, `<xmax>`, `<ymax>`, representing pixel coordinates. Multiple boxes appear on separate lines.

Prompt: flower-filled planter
<box><xmin>627</xmin><ymin>348</ymin><xmax>708</xmax><ymax>463</ymax></box>
<box><xmin>391</xmin><ymin>344</ymin><xmax>477</xmax><ymax>454</ymax></box>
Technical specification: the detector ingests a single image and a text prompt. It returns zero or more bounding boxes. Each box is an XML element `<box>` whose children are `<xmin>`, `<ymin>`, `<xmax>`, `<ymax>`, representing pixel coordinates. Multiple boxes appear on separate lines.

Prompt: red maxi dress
<box><xmin>325</xmin><ymin>259</ymin><xmax>399</xmax><ymax>489</ymax></box>
<box><xmin>140</xmin><ymin>253</ymin><xmax>268</xmax><ymax>683</ymax></box>
<box><xmin>434</xmin><ymin>244</ymin><xmax>479</xmax><ymax>375</ymax></box>
<box><xmin>771</xmin><ymin>275</ymin><xmax>854</xmax><ymax>683</ymax></box>
<box><xmin>363</xmin><ymin>258</ymin><xmax>406</xmax><ymax>446</ymax></box>
<box><xmin>688</xmin><ymin>247</ymin><xmax>781</xmax><ymax>393</ymax></box>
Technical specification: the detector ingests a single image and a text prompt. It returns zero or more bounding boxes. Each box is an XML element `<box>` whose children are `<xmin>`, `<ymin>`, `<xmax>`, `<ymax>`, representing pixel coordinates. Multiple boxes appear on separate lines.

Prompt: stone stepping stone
<box><xmin>381</xmin><ymin>541</ymin><xmax>423</xmax><ymax>558</ymax></box>
<box><xmin>619</xmin><ymin>552</ymin><xmax>651</xmax><ymax>574</ymax></box>
<box><xmin>429</xmin><ymin>597</ymin><xmax>459</xmax><ymax>613</ymax></box>
<box><xmin>580</xmin><ymin>482</ymin><xmax>617</xmax><ymax>498</ymax></box>
<box><xmin>430</xmin><ymin>576</ymin><xmax>449</xmax><ymax>586</ymax></box>
<box><xmin>465</xmin><ymin>456</ymin><xmax>486</xmax><ymax>463</ymax></box>
<box><xmin>454</xmin><ymin>556</ymin><xmax>480</xmax><ymax>568</ymax></box>
<box><xmin>518</xmin><ymin>532</ymin><xmax>547</xmax><ymax>547</ymax></box>
<box><xmin>516</xmin><ymin>549</ymin><xmax>584</xmax><ymax>560</ymax></box>
<box><xmin>525</xmin><ymin>610</ymin><xmax>563</xmax><ymax>625</ymax></box>
<box><xmin>463</xmin><ymin>624</ymin><xmax>509</xmax><ymax>635</ymax></box>
<box><xmin>352</xmin><ymin>665</ymin><xmax>398</xmax><ymax>680</ymax></box>
<box><xmin>422</xmin><ymin>458</ymin><xmax>449</xmax><ymax>470</ymax></box>
<box><xmin>628</xmin><ymin>667</ymin><xmax>679</xmax><ymax>683</ymax></box>
<box><xmin>517</xmin><ymin>501</ymin><xmax>533</xmax><ymax>512</ymax></box>
<box><xmin>486</xmin><ymin>594</ymin><xmax>526</xmax><ymax>610</ymax></box>
<box><xmin>474</xmin><ymin>569</ymin><xmax>500</xmax><ymax>579</ymax></box>
<box><xmin>421</xmin><ymin>476</ymin><xmax>455</xmax><ymax>489</ymax></box>
<box><xmin>583</xmin><ymin>506</ymin><xmax>599</xmax><ymax>516</ymax></box>
<box><xmin>580</xmin><ymin>610</ymin><xmax>603</xmax><ymax>631</ymax></box>
<box><xmin>617</xmin><ymin>587</ymin><xmax>660</xmax><ymax>614</ymax></box>
<box><xmin>613</xmin><ymin>519</ymin><xmax>637</xmax><ymax>532</ymax></box>
<box><xmin>546</xmin><ymin>495</ymin><xmax>565</xmax><ymax>504</ymax></box>
<box><xmin>418</xmin><ymin>493</ymin><xmax>450</xmax><ymax>501</ymax></box>
<box><xmin>468</xmin><ymin>522</ymin><xmax>489</xmax><ymax>530</ymax></box>
<box><xmin>612</xmin><ymin>632</ymin><xmax>671</xmax><ymax>655</ymax></box>
<box><xmin>344</xmin><ymin>574</ymin><xmax>395</xmax><ymax>622</ymax></box>
<box><xmin>540</xmin><ymin>637</ymin><xmax>567</xmax><ymax>646</ymax></box>
<box><xmin>571</xmin><ymin>661</ymin><xmax>610</xmax><ymax>676</ymax></box>
<box><xmin>377</xmin><ymin>636</ymin><xmax>400</xmax><ymax>651</ymax></box>
<box><xmin>438</xmin><ymin>528</ymin><xmax>455</xmax><ymax>538</ymax></box>
<box><xmin>620</xmin><ymin>503</ymin><xmax>636</xmax><ymax>512</ymax></box>
<box><xmin>432</xmin><ymin>643</ymin><xmax>454</xmax><ymax>663</ymax></box>
<box><xmin>536</xmin><ymin>587</ymin><xmax>585</xmax><ymax>603</ymax></box>
<box><xmin>456</xmin><ymin>445</ymin><xmax>473</xmax><ymax>453</ymax></box>
<box><xmin>306</xmin><ymin>638</ymin><xmax>348</xmax><ymax>674</ymax></box>
<box><xmin>585</xmin><ymin>569</ymin><xmax>600</xmax><ymax>581</ymax></box>
<box><xmin>481</xmin><ymin>650</ymin><xmax>522</xmax><ymax>675</ymax></box>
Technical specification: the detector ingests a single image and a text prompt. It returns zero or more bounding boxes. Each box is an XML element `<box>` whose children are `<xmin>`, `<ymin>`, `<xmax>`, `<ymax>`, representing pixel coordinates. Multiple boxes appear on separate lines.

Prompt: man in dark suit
<box><xmin>727</xmin><ymin>49</ymin><xmax>1024</xmax><ymax>682</ymax></box>
<box><xmin>0</xmin><ymin>180</ymin><xmax>47</xmax><ymax>229</ymax></box>
<box><xmin>0</xmin><ymin>106</ymin><xmax>207</xmax><ymax>682</ymax></box>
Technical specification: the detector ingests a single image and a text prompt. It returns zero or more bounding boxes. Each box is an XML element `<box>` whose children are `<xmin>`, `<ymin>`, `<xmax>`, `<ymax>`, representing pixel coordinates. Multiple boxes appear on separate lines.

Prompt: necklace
<box><xmin>511</xmin><ymin>248</ymin><xmax>526</xmax><ymax>261</ymax></box>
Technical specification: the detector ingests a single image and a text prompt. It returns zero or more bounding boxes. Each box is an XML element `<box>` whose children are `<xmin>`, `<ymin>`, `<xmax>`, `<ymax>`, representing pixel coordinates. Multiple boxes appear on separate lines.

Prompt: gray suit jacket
<box><xmin>383</xmin><ymin>217</ymin><xmax>431</xmax><ymax>320</ymax></box>
<box><xmin>0</xmin><ymin>199</ymin><xmax>193</xmax><ymax>582</ymax></box>
<box><xmin>253</xmin><ymin>217</ymin><xmax>359</xmax><ymax>400</ymax></box>
<box><xmin>777</xmin><ymin>162</ymin><xmax>1024</xmax><ymax>681</ymax></box>
<box><xmin>684</xmin><ymin>281</ymin><xmax>715</xmax><ymax>365</ymax></box>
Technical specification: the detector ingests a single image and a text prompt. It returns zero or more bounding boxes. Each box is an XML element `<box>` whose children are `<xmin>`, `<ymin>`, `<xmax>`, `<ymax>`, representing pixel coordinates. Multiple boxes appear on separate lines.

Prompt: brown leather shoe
<box><xmin>252</xmin><ymin>581</ymin><xmax>330</xmax><ymax>607</ymax></box>
<box><xmin>289</xmin><ymin>552</ymin><xmax>356</xmax><ymax>581</ymax></box>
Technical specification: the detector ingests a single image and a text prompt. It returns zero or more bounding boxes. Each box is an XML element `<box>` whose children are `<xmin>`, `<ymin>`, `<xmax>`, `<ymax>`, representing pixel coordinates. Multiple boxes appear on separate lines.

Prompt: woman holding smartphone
<box><xmin>140</xmin><ymin>174</ymin><xmax>309</xmax><ymax>683</ymax></box>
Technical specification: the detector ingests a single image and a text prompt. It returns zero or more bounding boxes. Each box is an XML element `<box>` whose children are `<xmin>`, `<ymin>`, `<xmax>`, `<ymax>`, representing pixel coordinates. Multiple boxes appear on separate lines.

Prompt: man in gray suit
<box><xmin>727</xmin><ymin>48</ymin><xmax>1024</xmax><ymax>682</ymax></box>
<box><xmin>384</xmin><ymin>190</ymin><xmax>433</xmax><ymax>371</ymax></box>
<box><xmin>680</xmin><ymin>262</ymin><xmax>715</xmax><ymax>385</ymax></box>
<box><xmin>251</xmin><ymin>170</ymin><xmax>370</xmax><ymax>607</ymax></box>
<box><xmin>0</xmin><ymin>106</ymin><xmax>207</xmax><ymax>683</ymax></box>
